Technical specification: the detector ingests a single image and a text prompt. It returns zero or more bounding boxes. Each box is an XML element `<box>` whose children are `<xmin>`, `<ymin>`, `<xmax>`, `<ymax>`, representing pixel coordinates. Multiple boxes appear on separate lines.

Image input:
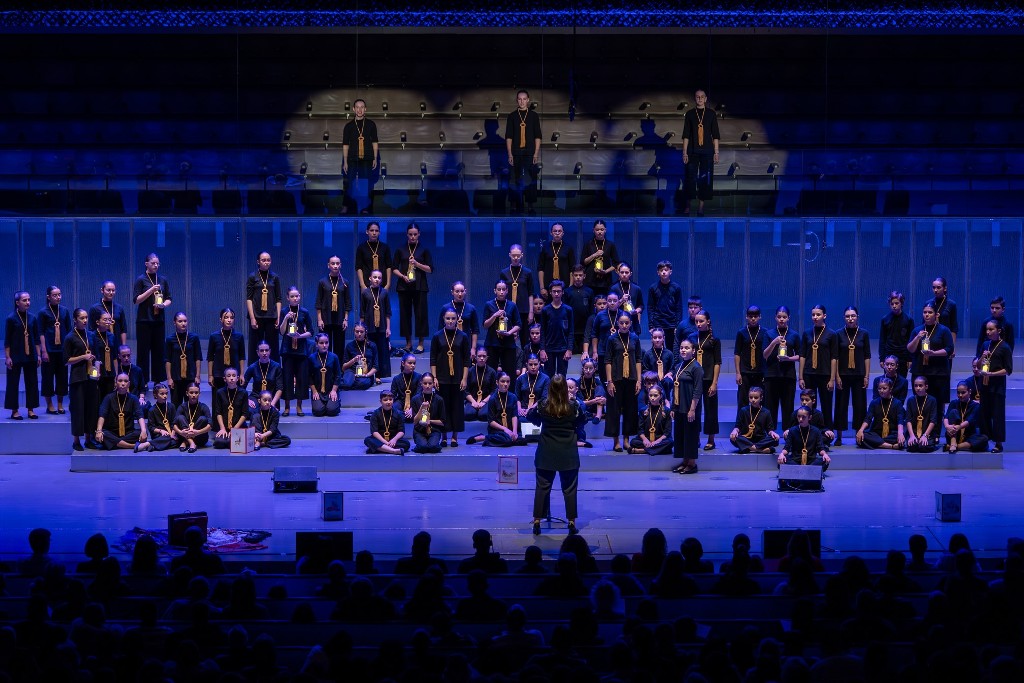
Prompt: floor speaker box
<box><xmin>295</xmin><ymin>531</ymin><xmax>354</xmax><ymax>564</ymax></box>
<box><xmin>778</xmin><ymin>463</ymin><xmax>824</xmax><ymax>491</ymax></box>
<box><xmin>273</xmin><ymin>466</ymin><xmax>318</xmax><ymax>493</ymax></box>
<box><xmin>935</xmin><ymin>491</ymin><xmax>962</xmax><ymax>522</ymax></box>
<box><xmin>763</xmin><ymin>529</ymin><xmax>822</xmax><ymax>560</ymax></box>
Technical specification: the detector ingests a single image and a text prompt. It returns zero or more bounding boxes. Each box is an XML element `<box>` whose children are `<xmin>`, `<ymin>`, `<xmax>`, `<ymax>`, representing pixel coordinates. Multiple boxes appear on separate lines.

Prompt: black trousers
<box><xmin>980</xmin><ymin>389</ymin><xmax>1006</xmax><ymax>442</ymax></box>
<box><xmin>684</xmin><ymin>153</ymin><xmax>715</xmax><ymax>201</ymax></box>
<box><xmin>5</xmin><ymin>361</ymin><xmax>39</xmax><ymax>410</ymax></box>
<box><xmin>344</xmin><ymin>159</ymin><xmax>375</xmax><ymax>213</ymax></box>
<box><xmin>281</xmin><ymin>355</ymin><xmax>309</xmax><ymax>401</ymax></box>
<box><xmin>543</xmin><ymin>354</ymin><xmax>570</xmax><ymax>379</ymax></box>
<box><xmin>834</xmin><ymin>375</ymin><xmax>867</xmax><ymax>432</ymax></box>
<box><xmin>41</xmin><ymin>352</ymin><xmax>69</xmax><ymax>398</ymax></box>
<box><xmin>533</xmin><ymin>467</ymin><xmax>578</xmax><ymax>519</ymax></box>
<box><xmin>249</xmin><ymin>319</ymin><xmax>280</xmax><ymax>363</ymax></box>
<box><xmin>69</xmin><ymin>380</ymin><xmax>100</xmax><ymax>438</ymax></box>
<box><xmin>367</xmin><ymin>331</ymin><xmax>390</xmax><ymax>377</ymax></box>
<box><xmin>604</xmin><ymin>379</ymin><xmax>639</xmax><ymax>439</ymax></box>
<box><xmin>803</xmin><ymin>375</ymin><xmax>834</xmax><ymax>429</ymax></box>
<box><xmin>510</xmin><ymin>155</ymin><xmax>538</xmax><ymax>209</ymax></box>
<box><xmin>674</xmin><ymin>408</ymin><xmax>702</xmax><ymax>460</ymax></box>
<box><xmin>701</xmin><ymin>378</ymin><xmax>720</xmax><ymax>436</ymax></box>
<box><xmin>136</xmin><ymin>320</ymin><xmax>166</xmax><ymax>383</ymax></box>
<box><xmin>763</xmin><ymin>377</ymin><xmax>796</xmax><ymax>430</ymax></box>
<box><xmin>486</xmin><ymin>346</ymin><xmax>518</xmax><ymax>378</ymax></box>
<box><xmin>397</xmin><ymin>291</ymin><xmax>429</xmax><ymax>340</ymax></box>
<box><xmin>437</xmin><ymin>382</ymin><xmax>465</xmax><ymax>434</ymax></box>
<box><xmin>323</xmin><ymin>323</ymin><xmax>346</xmax><ymax>356</ymax></box>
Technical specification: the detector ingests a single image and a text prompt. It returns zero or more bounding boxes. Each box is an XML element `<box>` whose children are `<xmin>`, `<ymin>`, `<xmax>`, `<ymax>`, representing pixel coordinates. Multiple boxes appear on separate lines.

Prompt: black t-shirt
<box><xmin>342</xmin><ymin>118</ymin><xmax>379</xmax><ymax>161</ymax></box>
<box><xmin>504</xmin><ymin>109</ymin><xmax>542</xmax><ymax>154</ymax></box>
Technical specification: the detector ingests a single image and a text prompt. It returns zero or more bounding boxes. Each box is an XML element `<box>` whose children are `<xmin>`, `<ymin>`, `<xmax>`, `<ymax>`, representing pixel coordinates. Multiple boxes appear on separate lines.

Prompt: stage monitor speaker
<box><xmin>295</xmin><ymin>531</ymin><xmax>354</xmax><ymax>566</ymax></box>
<box><xmin>778</xmin><ymin>463</ymin><xmax>824</xmax><ymax>491</ymax></box>
<box><xmin>273</xmin><ymin>466</ymin><xmax>318</xmax><ymax>493</ymax></box>
<box><xmin>762</xmin><ymin>529</ymin><xmax>821</xmax><ymax>560</ymax></box>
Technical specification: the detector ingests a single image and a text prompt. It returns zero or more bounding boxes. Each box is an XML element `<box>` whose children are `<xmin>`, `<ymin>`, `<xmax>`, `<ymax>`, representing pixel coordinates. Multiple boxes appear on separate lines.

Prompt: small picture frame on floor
<box><xmin>498</xmin><ymin>456</ymin><xmax>518</xmax><ymax>484</ymax></box>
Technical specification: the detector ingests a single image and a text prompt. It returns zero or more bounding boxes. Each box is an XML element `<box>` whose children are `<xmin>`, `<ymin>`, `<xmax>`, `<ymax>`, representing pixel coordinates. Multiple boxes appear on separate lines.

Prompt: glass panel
<box><xmin>913</xmin><ymin>219</ymin><xmax>967</xmax><ymax>336</ymax></box>
<box><xmin>21</xmin><ymin>219</ymin><xmax>76</xmax><ymax>306</ymax></box>
<box><xmin>748</xmin><ymin>219</ymin><xmax>805</xmax><ymax>329</ymax></box>
<box><xmin>967</xmin><ymin>218</ymin><xmax>1021</xmax><ymax>347</ymax></box>
<box><xmin>801</xmin><ymin>218</ymin><xmax>857</xmax><ymax>333</ymax></box>
<box><xmin>188</xmin><ymin>218</ymin><xmax>246</xmax><ymax>335</ymax></box>
<box><xmin>859</xmin><ymin>219</ymin><xmax>916</xmax><ymax>340</ymax></box>
<box><xmin>691</xmin><ymin>219</ymin><xmax>745</xmax><ymax>329</ymax></box>
<box><xmin>75</xmin><ymin>218</ymin><xmax>133</xmax><ymax>332</ymax></box>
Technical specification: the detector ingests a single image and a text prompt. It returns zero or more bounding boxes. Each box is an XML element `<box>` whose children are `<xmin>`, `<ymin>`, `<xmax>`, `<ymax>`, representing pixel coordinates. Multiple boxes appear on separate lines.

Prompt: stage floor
<box><xmin>1</xmin><ymin>451</ymin><xmax>1022</xmax><ymax>568</ymax></box>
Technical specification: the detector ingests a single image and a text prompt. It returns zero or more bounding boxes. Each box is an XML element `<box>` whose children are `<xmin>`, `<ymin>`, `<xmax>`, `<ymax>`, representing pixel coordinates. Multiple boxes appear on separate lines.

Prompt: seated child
<box><xmin>630</xmin><ymin>384</ymin><xmax>674</xmax><ymax>455</ymax></box>
<box><xmin>364</xmin><ymin>389</ymin><xmax>410</xmax><ymax>455</ymax></box>
<box><xmin>943</xmin><ymin>380</ymin><xmax>988</xmax><ymax>453</ymax></box>
<box><xmin>856</xmin><ymin>377</ymin><xmax>905</xmax><ymax>449</ymax></box>
<box><xmin>213</xmin><ymin>367</ymin><xmax>249</xmax><ymax>449</ymax></box>
<box><xmin>468</xmin><ymin>372</ymin><xmax>524</xmax><ymax>447</ymax></box>
<box><xmin>145</xmin><ymin>382</ymin><xmax>179</xmax><ymax>452</ymax></box>
<box><xmin>340</xmin><ymin>322</ymin><xmax>378</xmax><ymax>391</ymax></box>
<box><xmin>729</xmin><ymin>386</ymin><xmax>779</xmax><ymax>454</ymax></box>
<box><xmin>410</xmin><ymin>373</ymin><xmax>446</xmax><ymax>453</ymax></box>
<box><xmin>252</xmin><ymin>390</ymin><xmax>291</xmax><ymax>449</ymax></box>
<box><xmin>904</xmin><ymin>376</ymin><xmax>940</xmax><ymax>453</ymax></box>
<box><xmin>173</xmin><ymin>383</ymin><xmax>212</xmax><ymax>452</ymax></box>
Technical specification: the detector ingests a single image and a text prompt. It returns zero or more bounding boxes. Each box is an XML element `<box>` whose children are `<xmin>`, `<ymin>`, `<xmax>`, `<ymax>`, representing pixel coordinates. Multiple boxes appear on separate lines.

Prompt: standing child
<box><xmin>38</xmin><ymin>285</ymin><xmax>72</xmax><ymax>415</ymax></box>
<box><xmin>564</xmin><ymin>265</ymin><xmax>593</xmax><ymax>355</ymax></box>
<box><xmin>315</xmin><ymin>255</ymin><xmax>351</xmax><ymax>356</ymax></box>
<box><xmin>482</xmin><ymin>280</ymin><xmax>521</xmax><ymax>377</ymax></box>
<box><xmin>208</xmin><ymin>307</ymin><xmax>246</xmax><ymax>394</ymax></box>
<box><xmin>799</xmin><ymin>304</ymin><xmax>838</xmax><ymax>436</ymax></box>
<box><xmin>672</xmin><ymin>338</ymin><xmax>703</xmax><ymax>473</ymax></box>
<box><xmin>279</xmin><ymin>287</ymin><xmax>314</xmax><ymax>416</ymax></box>
<box><xmin>833</xmin><ymin>306</ymin><xmax>870</xmax><ymax>447</ymax></box>
<box><xmin>539</xmin><ymin>279</ymin><xmax>573</xmax><ymax>378</ymax></box>
<box><xmin>605</xmin><ymin>313</ymin><xmax>642</xmax><ymax>452</ymax></box>
<box><xmin>647</xmin><ymin>261</ymin><xmax>684</xmax><ymax>352</ymax></box>
<box><xmin>978</xmin><ymin>318</ymin><xmax>1013</xmax><ymax>453</ymax></box>
<box><xmin>359</xmin><ymin>269</ymin><xmax>392</xmax><ymax>379</ymax></box>
<box><xmin>164</xmin><ymin>312</ymin><xmax>202</xmax><ymax>409</ymax></box>
<box><xmin>734</xmin><ymin>305</ymin><xmax>769</xmax><ymax>412</ymax></box>
<box><xmin>689</xmin><ymin>309</ymin><xmax>721</xmax><ymax>450</ymax></box>
<box><xmin>5</xmin><ymin>291</ymin><xmax>40</xmax><ymax>420</ymax></box>
<box><xmin>439</xmin><ymin>281</ymin><xmax>480</xmax><ymax>351</ymax></box>
<box><xmin>430</xmin><ymin>309</ymin><xmax>471</xmax><ymax>447</ymax></box>
<box><xmin>762</xmin><ymin>305</ymin><xmax>801</xmax><ymax>432</ymax></box>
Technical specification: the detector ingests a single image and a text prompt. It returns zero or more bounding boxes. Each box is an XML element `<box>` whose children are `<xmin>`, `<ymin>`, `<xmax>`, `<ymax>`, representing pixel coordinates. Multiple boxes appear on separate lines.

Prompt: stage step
<box><xmin>6</xmin><ymin>404</ymin><xmax>1024</xmax><ymax>455</ymax></box>
<box><xmin>67</xmin><ymin>449</ymin><xmax>1003</xmax><ymax>473</ymax></box>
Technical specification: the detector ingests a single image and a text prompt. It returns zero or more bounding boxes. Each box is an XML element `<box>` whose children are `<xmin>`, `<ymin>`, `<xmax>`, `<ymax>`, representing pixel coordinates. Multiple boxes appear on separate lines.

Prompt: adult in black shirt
<box><xmin>341</xmin><ymin>98</ymin><xmax>379</xmax><ymax>214</ymax></box>
<box><xmin>681</xmin><ymin>89</ymin><xmax>721</xmax><ymax>217</ymax></box>
<box><xmin>505</xmin><ymin>89</ymin><xmax>542</xmax><ymax>214</ymax></box>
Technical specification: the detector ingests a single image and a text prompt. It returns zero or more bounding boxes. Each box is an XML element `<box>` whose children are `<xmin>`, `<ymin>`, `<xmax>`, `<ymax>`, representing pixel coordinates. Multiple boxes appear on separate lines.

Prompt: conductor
<box><xmin>528</xmin><ymin>374</ymin><xmax>587</xmax><ymax>536</ymax></box>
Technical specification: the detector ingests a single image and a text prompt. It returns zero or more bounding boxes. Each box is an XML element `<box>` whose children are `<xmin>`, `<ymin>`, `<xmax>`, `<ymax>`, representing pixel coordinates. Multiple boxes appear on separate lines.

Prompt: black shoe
<box><xmin>680</xmin><ymin>464</ymin><xmax>699</xmax><ymax>474</ymax></box>
<box><xmin>72</xmin><ymin>441</ymin><xmax>84</xmax><ymax>452</ymax></box>
<box><xmin>833</xmin><ymin>436</ymin><xmax>843</xmax><ymax>447</ymax></box>
<box><xmin>567</xmin><ymin>522</ymin><xmax>578</xmax><ymax>535</ymax></box>
<box><xmin>532</xmin><ymin>522</ymin><xmax>541</xmax><ymax>536</ymax></box>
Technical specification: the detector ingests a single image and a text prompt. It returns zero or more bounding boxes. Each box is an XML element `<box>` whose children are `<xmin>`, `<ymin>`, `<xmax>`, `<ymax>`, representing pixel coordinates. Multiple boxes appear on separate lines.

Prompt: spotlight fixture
<box><xmin>740</xmin><ymin>131</ymin><xmax>752</xmax><ymax>142</ymax></box>
<box><xmin>676</xmin><ymin>101</ymin><xmax>688</xmax><ymax>110</ymax></box>
<box><xmin>590</xmin><ymin>131</ymin><xmax>599</xmax><ymax>147</ymax></box>
<box><xmin>662</xmin><ymin>131</ymin><xmax>676</xmax><ymax>141</ymax></box>
<box><xmin>653</xmin><ymin>162</ymin><xmax>662</xmax><ymax>175</ymax></box>
<box><xmin>728</xmin><ymin>162</ymin><xmax>740</xmax><ymax>177</ymax></box>
<box><xmin>179</xmin><ymin>161</ymin><xmax>191</xmax><ymax>174</ymax></box>
<box><xmin>400</xmin><ymin>131</ymin><xmax>407</xmax><ymax>149</ymax></box>
<box><xmin>716</xmin><ymin>103</ymin><xmax>726</xmax><ymax>118</ymax></box>
<box><xmin>550</xmin><ymin>132</ymin><xmax>560</xmax><ymax>142</ymax></box>
<box><xmin>529</xmin><ymin>102</ymin><xmax>538</xmax><ymax>111</ymax></box>
<box><xmin>382</xmin><ymin>102</ymin><xmax>389</xmax><ymax>116</ymax></box>
<box><xmin>380</xmin><ymin>163</ymin><xmax>387</xmax><ymax>179</ymax></box>
<box><xmin>323</xmin><ymin>131</ymin><xmax>330</xmax><ymax>141</ymax></box>
<box><xmin>490</xmin><ymin>101</ymin><xmax>500</xmax><ymax>112</ymax></box>
<box><xmin>453</xmin><ymin>101</ymin><xmax>463</xmax><ymax>113</ymax></box>
<box><xmin>439</xmin><ymin>131</ymin><xmax>446</xmax><ymax>147</ymax></box>
<box><xmin>283</xmin><ymin>131</ymin><xmax>291</xmax><ymax>141</ymax></box>
<box><xmin>568</xmin><ymin>100</ymin><xmax>576</xmax><ymax>121</ymax></box>
<box><xmin>306</xmin><ymin>101</ymin><xmax>313</xmax><ymax>116</ymax></box>
<box><xmin>573</xmin><ymin>162</ymin><xmax>582</xmax><ymax>176</ymax></box>
<box><xmin>623</xmin><ymin>132</ymin><xmax>636</xmax><ymax>142</ymax></box>
<box><xmin>419</xmin><ymin>102</ymin><xmax>426</xmax><ymax>118</ymax></box>
<box><xmin>639</xmin><ymin>101</ymin><xmax>652</xmax><ymax>111</ymax></box>
<box><xmin>420</xmin><ymin>162</ymin><xmax>427</xmax><ymax>177</ymax></box>
<box><xmin>344</xmin><ymin>101</ymin><xmax>351</xmax><ymax>111</ymax></box>
<box><xmin>299</xmin><ymin>162</ymin><xmax>308</xmax><ymax>175</ymax></box>
<box><xmin>473</xmin><ymin>131</ymin><xmax>484</xmax><ymax>140</ymax></box>
<box><xmin>767</xmin><ymin>162</ymin><xmax>779</xmax><ymax>174</ymax></box>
